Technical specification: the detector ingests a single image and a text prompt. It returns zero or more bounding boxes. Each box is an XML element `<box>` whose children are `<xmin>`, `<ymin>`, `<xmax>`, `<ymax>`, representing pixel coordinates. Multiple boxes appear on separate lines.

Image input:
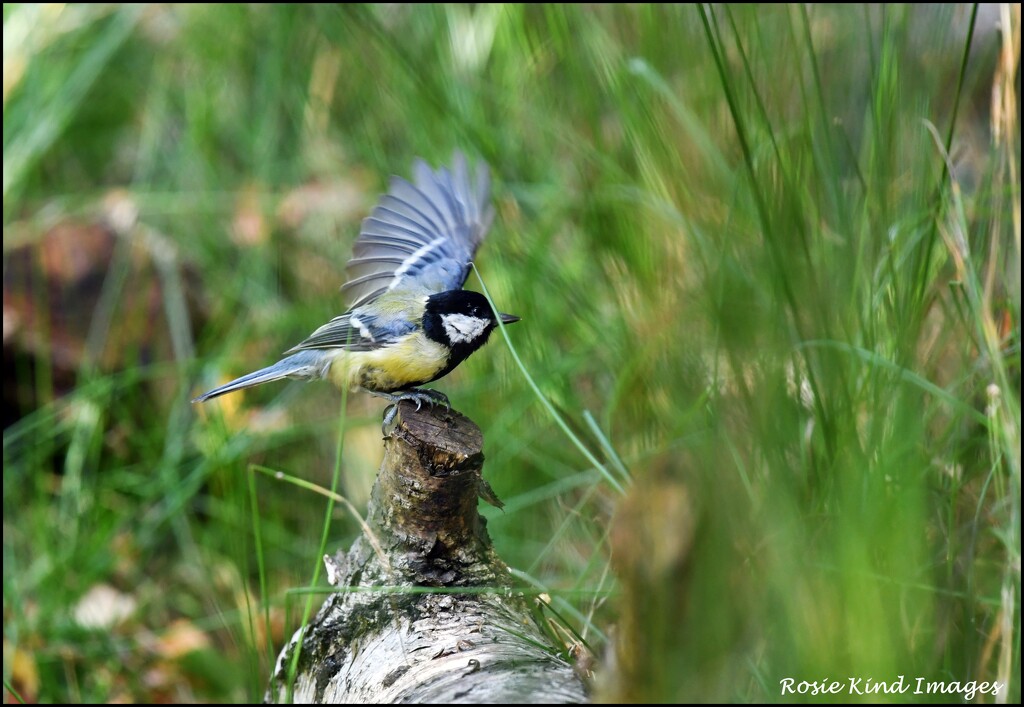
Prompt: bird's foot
<box><xmin>408</xmin><ymin>388</ymin><xmax>451</xmax><ymax>409</ymax></box>
<box><xmin>370</xmin><ymin>388</ymin><xmax>451</xmax><ymax>433</ymax></box>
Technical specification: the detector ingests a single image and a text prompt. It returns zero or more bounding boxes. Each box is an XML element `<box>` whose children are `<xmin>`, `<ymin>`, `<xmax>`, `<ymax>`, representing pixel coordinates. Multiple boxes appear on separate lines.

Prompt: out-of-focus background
<box><xmin>3</xmin><ymin>4</ymin><xmax>1020</xmax><ymax>703</ymax></box>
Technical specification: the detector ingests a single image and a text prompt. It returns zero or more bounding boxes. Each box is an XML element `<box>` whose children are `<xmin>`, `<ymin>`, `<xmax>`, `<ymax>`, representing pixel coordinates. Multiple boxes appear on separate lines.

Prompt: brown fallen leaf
<box><xmin>154</xmin><ymin>618</ymin><xmax>211</xmax><ymax>660</ymax></box>
<box><xmin>3</xmin><ymin>640</ymin><xmax>40</xmax><ymax>703</ymax></box>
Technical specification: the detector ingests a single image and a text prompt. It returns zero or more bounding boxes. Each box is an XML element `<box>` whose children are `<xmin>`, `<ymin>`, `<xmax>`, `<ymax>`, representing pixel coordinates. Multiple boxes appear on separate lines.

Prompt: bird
<box><xmin>192</xmin><ymin>153</ymin><xmax>519</xmax><ymax>428</ymax></box>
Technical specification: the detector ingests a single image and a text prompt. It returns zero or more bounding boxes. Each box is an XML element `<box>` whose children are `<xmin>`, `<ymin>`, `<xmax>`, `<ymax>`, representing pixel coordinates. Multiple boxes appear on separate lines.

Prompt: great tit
<box><xmin>192</xmin><ymin>153</ymin><xmax>519</xmax><ymax>425</ymax></box>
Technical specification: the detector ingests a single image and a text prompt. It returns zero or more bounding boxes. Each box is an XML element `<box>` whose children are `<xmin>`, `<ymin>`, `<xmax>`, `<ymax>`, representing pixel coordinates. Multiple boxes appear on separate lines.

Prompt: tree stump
<box><xmin>267</xmin><ymin>401</ymin><xmax>588</xmax><ymax>703</ymax></box>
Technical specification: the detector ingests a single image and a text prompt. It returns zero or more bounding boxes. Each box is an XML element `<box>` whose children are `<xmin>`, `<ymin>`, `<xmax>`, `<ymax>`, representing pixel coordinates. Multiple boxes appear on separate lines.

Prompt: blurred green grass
<box><xmin>2</xmin><ymin>3</ymin><xmax>1019</xmax><ymax>703</ymax></box>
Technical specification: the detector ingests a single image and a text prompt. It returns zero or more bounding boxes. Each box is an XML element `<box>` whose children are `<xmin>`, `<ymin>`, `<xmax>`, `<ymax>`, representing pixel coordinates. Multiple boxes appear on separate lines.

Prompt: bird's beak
<box><xmin>499</xmin><ymin>313</ymin><xmax>521</xmax><ymax>325</ymax></box>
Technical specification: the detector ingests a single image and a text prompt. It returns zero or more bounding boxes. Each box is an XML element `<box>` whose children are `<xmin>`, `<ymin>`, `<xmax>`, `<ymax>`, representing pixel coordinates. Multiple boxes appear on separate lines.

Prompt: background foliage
<box><xmin>3</xmin><ymin>4</ymin><xmax>1020</xmax><ymax>703</ymax></box>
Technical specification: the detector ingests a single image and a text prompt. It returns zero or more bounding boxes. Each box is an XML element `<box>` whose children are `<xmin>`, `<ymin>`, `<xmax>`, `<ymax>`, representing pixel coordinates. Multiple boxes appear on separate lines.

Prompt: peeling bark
<box><xmin>267</xmin><ymin>401</ymin><xmax>588</xmax><ymax>704</ymax></box>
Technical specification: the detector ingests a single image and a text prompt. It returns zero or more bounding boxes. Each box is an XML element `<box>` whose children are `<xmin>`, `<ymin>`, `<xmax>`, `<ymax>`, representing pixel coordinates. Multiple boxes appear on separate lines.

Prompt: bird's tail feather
<box><xmin>192</xmin><ymin>350</ymin><xmax>331</xmax><ymax>403</ymax></box>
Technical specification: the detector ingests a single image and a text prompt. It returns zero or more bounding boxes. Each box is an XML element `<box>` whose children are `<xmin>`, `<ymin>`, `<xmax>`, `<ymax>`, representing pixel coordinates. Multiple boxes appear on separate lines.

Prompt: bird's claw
<box><xmin>382</xmin><ymin>403</ymin><xmax>399</xmax><ymax>432</ymax></box>
<box><xmin>373</xmin><ymin>388</ymin><xmax>451</xmax><ymax>434</ymax></box>
<box><xmin>417</xmin><ymin>389</ymin><xmax>450</xmax><ymax>409</ymax></box>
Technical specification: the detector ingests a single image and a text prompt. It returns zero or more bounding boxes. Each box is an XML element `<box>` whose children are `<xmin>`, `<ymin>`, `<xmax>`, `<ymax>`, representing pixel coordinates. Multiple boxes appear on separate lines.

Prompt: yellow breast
<box><xmin>326</xmin><ymin>333</ymin><xmax>450</xmax><ymax>392</ymax></box>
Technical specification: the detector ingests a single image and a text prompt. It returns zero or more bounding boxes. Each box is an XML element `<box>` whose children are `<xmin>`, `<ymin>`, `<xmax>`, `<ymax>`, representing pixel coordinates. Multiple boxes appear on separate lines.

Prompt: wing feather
<box><xmin>342</xmin><ymin>270</ymin><xmax>401</xmax><ymax>291</ymax></box>
<box><xmin>283</xmin><ymin>313</ymin><xmax>377</xmax><ymax>353</ymax></box>
<box><xmin>412</xmin><ymin>162</ymin><xmax>460</xmax><ymax>231</ymax></box>
<box><xmin>386</xmin><ymin>179</ymin><xmax>450</xmax><ymax>235</ymax></box>
<box><xmin>346</xmin><ymin>255</ymin><xmax>408</xmax><ymax>267</ymax></box>
<box><xmin>341</xmin><ymin>153</ymin><xmax>493</xmax><ymax>308</ymax></box>
<box><xmin>288</xmin><ymin>154</ymin><xmax>494</xmax><ymax>353</ymax></box>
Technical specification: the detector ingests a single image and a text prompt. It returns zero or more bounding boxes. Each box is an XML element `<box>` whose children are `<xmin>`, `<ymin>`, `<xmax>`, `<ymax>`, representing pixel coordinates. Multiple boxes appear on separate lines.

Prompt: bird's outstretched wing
<box><xmin>341</xmin><ymin>152</ymin><xmax>493</xmax><ymax>309</ymax></box>
<box><xmin>283</xmin><ymin>308</ymin><xmax>415</xmax><ymax>354</ymax></box>
<box><xmin>284</xmin><ymin>153</ymin><xmax>492</xmax><ymax>354</ymax></box>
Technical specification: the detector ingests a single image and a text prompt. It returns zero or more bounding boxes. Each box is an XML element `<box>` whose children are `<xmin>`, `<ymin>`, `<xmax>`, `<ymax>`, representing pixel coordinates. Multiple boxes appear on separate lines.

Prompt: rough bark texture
<box><xmin>267</xmin><ymin>401</ymin><xmax>588</xmax><ymax>704</ymax></box>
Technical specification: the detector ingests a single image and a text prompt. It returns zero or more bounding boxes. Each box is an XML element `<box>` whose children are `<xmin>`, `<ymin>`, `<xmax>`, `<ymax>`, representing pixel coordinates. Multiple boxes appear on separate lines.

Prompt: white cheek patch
<box><xmin>441</xmin><ymin>314</ymin><xmax>489</xmax><ymax>344</ymax></box>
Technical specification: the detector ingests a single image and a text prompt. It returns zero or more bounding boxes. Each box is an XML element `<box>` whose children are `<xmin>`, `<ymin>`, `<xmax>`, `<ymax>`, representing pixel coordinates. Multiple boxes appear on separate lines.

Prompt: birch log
<box><xmin>267</xmin><ymin>401</ymin><xmax>588</xmax><ymax>703</ymax></box>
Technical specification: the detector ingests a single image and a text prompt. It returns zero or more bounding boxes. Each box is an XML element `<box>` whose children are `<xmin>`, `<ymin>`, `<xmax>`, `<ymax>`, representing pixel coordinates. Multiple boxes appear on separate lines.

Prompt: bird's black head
<box><xmin>422</xmin><ymin>290</ymin><xmax>520</xmax><ymax>359</ymax></box>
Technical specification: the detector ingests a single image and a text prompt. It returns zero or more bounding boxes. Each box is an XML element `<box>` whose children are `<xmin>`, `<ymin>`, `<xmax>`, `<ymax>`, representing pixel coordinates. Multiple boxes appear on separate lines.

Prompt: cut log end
<box><xmin>389</xmin><ymin>400</ymin><xmax>484</xmax><ymax>469</ymax></box>
<box><xmin>372</xmin><ymin>401</ymin><xmax>494</xmax><ymax>561</ymax></box>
